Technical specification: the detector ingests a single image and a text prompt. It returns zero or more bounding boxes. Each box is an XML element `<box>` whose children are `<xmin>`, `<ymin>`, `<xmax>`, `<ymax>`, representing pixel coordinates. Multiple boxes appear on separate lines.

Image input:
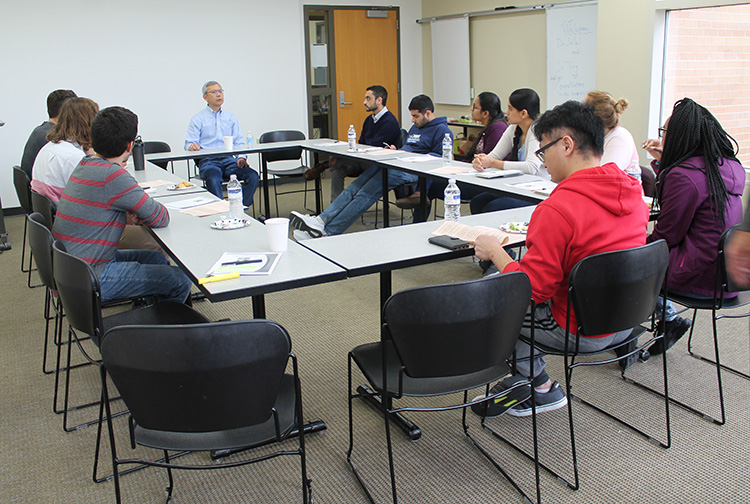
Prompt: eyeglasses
<box><xmin>471</xmin><ymin>104</ymin><xmax>481</xmax><ymax>111</ymax></box>
<box><xmin>535</xmin><ymin>137</ymin><xmax>563</xmax><ymax>162</ymax></box>
<box><xmin>207</xmin><ymin>89</ymin><xmax>224</xmax><ymax>95</ymax></box>
<box><xmin>658</xmin><ymin>127</ymin><xmax>667</xmax><ymax>138</ymax></box>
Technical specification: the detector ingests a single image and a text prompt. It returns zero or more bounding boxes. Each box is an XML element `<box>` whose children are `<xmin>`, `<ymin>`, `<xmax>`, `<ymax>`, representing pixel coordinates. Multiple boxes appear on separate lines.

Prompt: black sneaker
<box><xmin>506</xmin><ymin>381</ymin><xmax>568</xmax><ymax>417</ymax></box>
<box><xmin>649</xmin><ymin>316</ymin><xmax>691</xmax><ymax>355</ymax></box>
<box><xmin>470</xmin><ymin>375</ymin><xmax>532</xmax><ymax>418</ymax></box>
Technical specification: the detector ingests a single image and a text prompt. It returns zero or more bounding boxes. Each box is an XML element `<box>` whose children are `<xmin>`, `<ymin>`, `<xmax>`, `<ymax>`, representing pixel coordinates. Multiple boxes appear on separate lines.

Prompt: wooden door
<box><xmin>333</xmin><ymin>9</ymin><xmax>399</xmax><ymax>141</ymax></box>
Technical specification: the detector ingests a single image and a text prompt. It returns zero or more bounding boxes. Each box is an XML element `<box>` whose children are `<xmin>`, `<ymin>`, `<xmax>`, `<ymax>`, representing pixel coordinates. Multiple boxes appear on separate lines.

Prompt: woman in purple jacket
<box><xmin>644</xmin><ymin>98</ymin><xmax>745</xmax><ymax>353</ymax></box>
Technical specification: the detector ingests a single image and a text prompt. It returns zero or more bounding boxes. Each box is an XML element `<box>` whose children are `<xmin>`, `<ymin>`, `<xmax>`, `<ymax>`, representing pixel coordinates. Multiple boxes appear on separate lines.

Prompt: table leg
<box><xmin>252</xmin><ymin>295</ymin><xmax>266</xmax><ymax>319</ymax></box>
<box><xmin>262</xmin><ymin>156</ymin><xmax>271</xmax><ymax>219</ymax></box>
<box><xmin>418</xmin><ymin>177</ymin><xmax>428</xmax><ymax>222</ymax></box>
<box><xmin>381</xmin><ymin>166</ymin><xmax>390</xmax><ymax>228</ymax></box>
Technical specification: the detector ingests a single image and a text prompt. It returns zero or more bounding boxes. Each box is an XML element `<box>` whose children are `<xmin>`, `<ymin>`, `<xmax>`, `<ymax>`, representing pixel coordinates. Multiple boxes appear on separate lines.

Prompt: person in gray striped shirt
<box><xmin>52</xmin><ymin>107</ymin><xmax>192</xmax><ymax>304</ymax></box>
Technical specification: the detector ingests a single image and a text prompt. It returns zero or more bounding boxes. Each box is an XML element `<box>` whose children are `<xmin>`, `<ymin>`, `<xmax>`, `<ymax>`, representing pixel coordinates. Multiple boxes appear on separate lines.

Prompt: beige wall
<box><xmin>420</xmin><ymin>0</ymin><xmax>657</xmax><ymax>164</ymax></box>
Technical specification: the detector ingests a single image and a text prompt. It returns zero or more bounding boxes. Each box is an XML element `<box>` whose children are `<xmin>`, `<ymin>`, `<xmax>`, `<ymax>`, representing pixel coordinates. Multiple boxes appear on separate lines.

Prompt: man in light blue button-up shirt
<box><xmin>185</xmin><ymin>81</ymin><xmax>259</xmax><ymax>207</ymax></box>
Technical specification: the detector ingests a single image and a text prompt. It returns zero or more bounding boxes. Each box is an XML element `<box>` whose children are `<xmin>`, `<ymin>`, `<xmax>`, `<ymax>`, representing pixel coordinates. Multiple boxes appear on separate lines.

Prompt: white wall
<box><xmin>0</xmin><ymin>0</ymin><xmax>422</xmax><ymax>209</ymax></box>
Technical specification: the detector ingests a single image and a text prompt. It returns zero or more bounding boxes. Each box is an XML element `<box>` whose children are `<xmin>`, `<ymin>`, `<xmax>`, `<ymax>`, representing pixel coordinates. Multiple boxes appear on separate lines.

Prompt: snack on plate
<box><xmin>177</xmin><ymin>181</ymin><xmax>193</xmax><ymax>188</ymax></box>
<box><xmin>499</xmin><ymin>222</ymin><xmax>530</xmax><ymax>233</ymax></box>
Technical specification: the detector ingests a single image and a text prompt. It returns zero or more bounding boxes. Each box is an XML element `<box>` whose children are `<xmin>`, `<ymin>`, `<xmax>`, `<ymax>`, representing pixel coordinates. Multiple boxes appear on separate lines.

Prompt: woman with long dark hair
<box><xmin>643</xmin><ymin>98</ymin><xmax>745</xmax><ymax>353</ymax></box>
<box><xmin>470</xmin><ymin>88</ymin><xmax>547</xmax><ymax>214</ymax></box>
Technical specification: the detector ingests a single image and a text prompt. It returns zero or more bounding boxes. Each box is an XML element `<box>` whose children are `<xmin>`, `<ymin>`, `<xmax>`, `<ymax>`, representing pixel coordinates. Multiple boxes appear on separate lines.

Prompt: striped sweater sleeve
<box><xmin>106</xmin><ymin>167</ymin><xmax>170</xmax><ymax>227</ymax></box>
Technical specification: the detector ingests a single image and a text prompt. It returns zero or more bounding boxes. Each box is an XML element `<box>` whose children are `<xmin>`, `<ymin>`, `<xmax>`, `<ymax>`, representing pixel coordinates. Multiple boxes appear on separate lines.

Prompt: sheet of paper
<box><xmin>164</xmin><ymin>195</ymin><xmax>216</xmax><ymax>210</ymax></box>
<box><xmin>401</xmin><ymin>155</ymin><xmax>435</xmax><ymax>163</ymax></box>
<box><xmin>510</xmin><ymin>179</ymin><xmax>557</xmax><ymax>196</ymax></box>
<box><xmin>314</xmin><ymin>141</ymin><xmax>342</xmax><ymax>147</ymax></box>
<box><xmin>432</xmin><ymin>221</ymin><xmax>525</xmax><ymax>246</ymax></box>
<box><xmin>180</xmin><ymin>200</ymin><xmax>230</xmax><ymax>217</ymax></box>
<box><xmin>139</xmin><ymin>179</ymin><xmax>172</xmax><ymax>188</ymax></box>
<box><xmin>429</xmin><ymin>165</ymin><xmax>474</xmax><ymax>175</ymax></box>
<box><xmin>364</xmin><ymin>148</ymin><xmax>403</xmax><ymax>156</ymax></box>
<box><xmin>206</xmin><ymin>252</ymin><xmax>282</xmax><ymax>276</ymax></box>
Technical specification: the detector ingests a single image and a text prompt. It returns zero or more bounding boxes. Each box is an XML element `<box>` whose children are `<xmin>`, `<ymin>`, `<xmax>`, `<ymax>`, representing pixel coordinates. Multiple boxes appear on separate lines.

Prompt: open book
<box><xmin>432</xmin><ymin>221</ymin><xmax>526</xmax><ymax>246</ymax></box>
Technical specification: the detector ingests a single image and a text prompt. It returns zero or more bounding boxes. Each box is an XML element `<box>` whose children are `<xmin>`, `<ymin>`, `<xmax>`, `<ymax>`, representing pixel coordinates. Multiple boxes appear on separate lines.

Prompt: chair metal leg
<box><xmin>164</xmin><ymin>451</ymin><xmax>174</xmax><ymax>503</ymax></box>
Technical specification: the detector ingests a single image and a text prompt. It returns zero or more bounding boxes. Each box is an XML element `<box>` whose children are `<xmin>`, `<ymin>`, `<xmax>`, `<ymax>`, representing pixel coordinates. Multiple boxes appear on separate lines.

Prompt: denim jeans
<box><xmin>470</xmin><ymin>192</ymin><xmax>534</xmax><ymax>214</ymax></box>
<box><xmin>198</xmin><ymin>156</ymin><xmax>259</xmax><ymax>207</ymax></box>
<box><xmin>98</xmin><ymin>250</ymin><xmax>192</xmax><ymax>304</ymax></box>
<box><xmin>320</xmin><ymin>165</ymin><xmax>418</xmax><ymax>235</ymax></box>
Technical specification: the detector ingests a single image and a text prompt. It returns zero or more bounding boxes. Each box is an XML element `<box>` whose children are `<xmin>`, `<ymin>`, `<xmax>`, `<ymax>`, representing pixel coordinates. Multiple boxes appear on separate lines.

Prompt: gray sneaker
<box><xmin>470</xmin><ymin>375</ymin><xmax>532</xmax><ymax>418</ymax></box>
<box><xmin>506</xmin><ymin>381</ymin><xmax>568</xmax><ymax>417</ymax></box>
<box><xmin>290</xmin><ymin>211</ymin><xmax>325</xmax><ymax>237</ymax></box>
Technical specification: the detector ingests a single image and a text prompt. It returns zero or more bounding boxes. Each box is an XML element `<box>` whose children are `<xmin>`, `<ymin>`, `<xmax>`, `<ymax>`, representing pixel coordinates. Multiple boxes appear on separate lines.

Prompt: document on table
<box><xmin>432</xmin><ymin>221</ymin><xmax>525</xmax><ymax>246</ymax></box>
<box><xmin>429</xmin><ymin>165</ymin><xmax>474</xmax><ymax>175</ymax></box>
<box><xmin>314</xmin><ymin>141</ymin><xmax>343</xmax><ymax>147</ymax></box>
<box><xmin>363</xmin><ymin>148</ymin><xmax>403</xmax><ymax>156</ymax></box>
<box><xmin>139</xmin><ymin>180</ymin><xmax>172</xmax><ymax>188</ymax></box>
<box><xmin>509</xmin><ymin>179</ymin><xmax>557</xmax><ymax>196</ymax></box>
<box><xmin>401</xmin><ymin>155</ymin><xmax>435</xmax><ymax>163</ymax></box>
<box><xmin>180</xmin><ymin>200</ymin><xmax>230</xmax><ymax>217</ymax></box>
<box><xmin>164</xmin><ymin>195</ymin><xmax>217</xmax><ymax>210</ymax></box>
<box><xmin>206</xmin><ymin>252</ymin><xmax>282</xmax><ymax>277</ymax></box>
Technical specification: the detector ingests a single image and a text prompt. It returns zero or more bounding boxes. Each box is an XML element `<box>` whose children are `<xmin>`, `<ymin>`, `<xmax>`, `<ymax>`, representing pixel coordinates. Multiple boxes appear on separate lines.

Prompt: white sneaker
<box><xmin>290</xmin><ymin>211</ymin><xmax>325</xmax><ymax>237</ymax></box>
<box><xmin>293</xmin><ymin>229</ymin><xmax>315</xmax><ymax>241</ymax></box>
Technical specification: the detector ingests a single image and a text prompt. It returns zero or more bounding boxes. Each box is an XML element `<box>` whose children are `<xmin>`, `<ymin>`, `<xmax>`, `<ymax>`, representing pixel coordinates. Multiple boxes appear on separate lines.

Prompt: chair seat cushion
<box><xmin>134</xmin><ymin>374</ymin><xmax>297</xmax><ymax>452</ymax></box>
<box><xmin>668</xmin><ymin>290</ymin><xmax>750</xmax><ymax>311</ymax></box>
<box><xmin>351</xmin><ymin>341</ymin><xmax>510</xmax><ymax>397</ymax></box>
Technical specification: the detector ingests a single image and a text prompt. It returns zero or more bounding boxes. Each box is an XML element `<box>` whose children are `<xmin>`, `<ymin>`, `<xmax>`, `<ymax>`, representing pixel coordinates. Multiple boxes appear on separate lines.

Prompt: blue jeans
<box><xmin>99</xmin><ymin>250</ymin><xmax>192</xmax><ymax>304</ymax></box>
<box><xmin>470</xmin><ymin>192</ymin><xmax>533</xmax><ymax>214</ymax></box>
<box><xmin>320</xmin><ymin>165</ymin><xmax>417</xmax><ymax>235</ymax></box>
<box><xmin>198</xmin><ymin>156</ymin><xmax>259</xmax><ymax>207</ymax></box>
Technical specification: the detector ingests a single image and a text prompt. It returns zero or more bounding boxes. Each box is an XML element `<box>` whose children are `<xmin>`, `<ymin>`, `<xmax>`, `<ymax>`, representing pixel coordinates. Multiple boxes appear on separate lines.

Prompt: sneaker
<box><xmin>482</xmin><ymin>263</ymin><xmax>500</xmax><ymax>277</ymax></box>
<box><xmin>293</xmin><ymin>229</ymin><xmax>316</xmax><ymax>242</ymax></box>
<box><xmin>470</xmin><ymin>375</ymin><xmax>532</xmax><ymax>418</ymax></box>
<box><xmin>290</xmin><ymin>211</ymin><xmax>325</xmax><ymax>238</ymax></box>
<box><xmin>506</xmin><ymin>381</ymin><xmax>568</xmax><ymax>417</ymax></box>
<box><xmin>648</xmin><ymin>316</ymin><xmax>691</xmax><ymax>355</ymax></box>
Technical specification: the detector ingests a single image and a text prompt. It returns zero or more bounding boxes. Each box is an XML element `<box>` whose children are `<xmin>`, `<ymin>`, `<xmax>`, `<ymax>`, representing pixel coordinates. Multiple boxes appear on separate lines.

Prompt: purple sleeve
<box><xmin>647</xmin><ymin>170</ymin><xmax>699</xmax><ymax>248</ymax></box>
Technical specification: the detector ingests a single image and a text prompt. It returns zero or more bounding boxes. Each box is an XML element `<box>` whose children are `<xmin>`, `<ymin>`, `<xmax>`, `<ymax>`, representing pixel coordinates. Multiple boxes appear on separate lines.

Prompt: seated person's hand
<box><xmin>237</xmin><ymin>157</ymin><xmax>248</xmax><ymax>169</ymax></box>
<box><xmin>473</xmin><ymin>234</ymin><xmax>513</xmax><ymax>270</ymax></box>
<box><xmin>126</xmin><ymin>212</ymin><xmax>142</xmax><ymax>226</ymax></box>
<box><xmin>188</xmin><ymin>143</ymin><xmax>201</xmax><ymax>151</ymax></box>
<box><xmin>472</xmin><ymin>153</ymin><xmax>488</xmax><ymax>172</ymax></box>
<box><xmin>726</xmin><ymin>229</ymin><xmax>750</xmax><ymax>289</ymax></box>
<box><xmin>642</xmin><ymin>138</ymin><xmax>662</xmax><ymax>161</ymax></box>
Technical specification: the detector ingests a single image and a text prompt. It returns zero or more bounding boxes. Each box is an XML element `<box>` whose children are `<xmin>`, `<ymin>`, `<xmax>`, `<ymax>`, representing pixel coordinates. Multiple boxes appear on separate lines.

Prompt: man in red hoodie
<box><xmin>471</xmin><ymin>100</ymin><xmax>649</xmax><ymax>418</ymax></box>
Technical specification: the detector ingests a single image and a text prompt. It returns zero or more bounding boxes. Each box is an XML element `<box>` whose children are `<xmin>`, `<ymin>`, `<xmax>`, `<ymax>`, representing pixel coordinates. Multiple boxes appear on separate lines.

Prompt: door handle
<box><xmin>339</xmin><ymin>91</ymin><xmax>352</xmax><ymax>108</ymax></box>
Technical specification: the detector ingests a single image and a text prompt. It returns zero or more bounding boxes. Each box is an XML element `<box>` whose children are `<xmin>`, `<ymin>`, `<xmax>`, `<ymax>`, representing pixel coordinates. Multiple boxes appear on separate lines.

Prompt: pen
<box><xmin>383</xmin><ymin>142</ymin><xmax>391</xmax><ymax>148</ymax></box>
<box><xmin>221</xmin><ymin>259</ymin><xmax>263</xmax><ymax>266</ymax></box>
<box><xmin>198</xmin><ymin>272</ymin><xmax>240</xmax><ymax>284</ymax></box>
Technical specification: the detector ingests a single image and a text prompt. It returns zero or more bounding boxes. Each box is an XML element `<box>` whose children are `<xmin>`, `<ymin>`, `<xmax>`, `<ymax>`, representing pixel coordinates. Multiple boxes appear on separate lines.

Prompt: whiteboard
<box><xmin>431</xmin><ymin>16</ymin><xmax>471</xmax><ymax>106</ymax></box>
<box><xmin>546</xmin><ymin>3</ymin><xmax>598</xmax><ymax>109</ymax></box>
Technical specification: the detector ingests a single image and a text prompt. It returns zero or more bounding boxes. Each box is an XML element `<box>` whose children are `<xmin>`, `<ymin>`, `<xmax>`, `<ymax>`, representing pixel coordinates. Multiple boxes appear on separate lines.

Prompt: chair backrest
<box><xmin>569</xmin><ymin>240</ymin><xmax>669</xmax><ymax>336</ymax></box>
<box><xmin>259</xmin><ymin>130</ymin><xmax>305</xmax><ymax>163</ymax></box>
<box><xmin>52</xmin><ymin>240</ymin><xmax>104</xmax><ymax>344</ymax></box>
<box><xmin>640</xmin><ymin>165</ymin><xmax>656</xmax><ymax>197</ymax></box>
<box><xmin>383</xmin><ymin>272</ymin><xmax>531</xmax><ymax>378</ymax></box>
<box><xmin>143</xmin><ymin>141</ymin><xmax>172</xmax><ymax>170</ymax></box>
<box><xmin>396</xmin><ymin>128</ymin><xmax>407</xmax><ymax>149</ymax></box>
<box><xmin>30</xmin><ymin>190</ymin><xmax>56</xmax><ymax>229</ymax></box>
<box><xmin>101</xmin><ymin>320</ymin><xmax>292</xmax><ymax>432</ymax></box>
<box><xmin>718</xmin><ymin>225</ymin><xmax>749</xmax><ymax>295</ymax></box>
<box><xmin>27</xmin><ymin>213</ymin><xmax>55</xmax><ymax>290</ymax></box>
<box><xmin>13</xmin><ymin>165</ymin><xmax>32</xmax><ymax>214</ymax></box>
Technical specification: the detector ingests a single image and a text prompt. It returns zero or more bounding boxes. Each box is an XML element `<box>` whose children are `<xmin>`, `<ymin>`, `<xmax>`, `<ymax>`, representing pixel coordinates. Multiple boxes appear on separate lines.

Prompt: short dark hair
<box><xmin>366</xmin><ymin>85</ymin><xmax>388</xmax><ymax>106</ymax></box>
<box><xmin>91</xmin><ymin>106</ymin><xmax>139</xmax><ymax>159</ymax></box>
<box><xmin>532</xmin><ymin>100</ymin><xmax>604</xmax><ymax>157</ymax></box>
<box><xmin>47</xmin><ymin>89</ymin><xmax>77</xmax><ymax>119</ymax></box>
<box><xmin>408</xmin><ymin>94</ymin><xmax>434</xmax><ymax>114</ymax></box>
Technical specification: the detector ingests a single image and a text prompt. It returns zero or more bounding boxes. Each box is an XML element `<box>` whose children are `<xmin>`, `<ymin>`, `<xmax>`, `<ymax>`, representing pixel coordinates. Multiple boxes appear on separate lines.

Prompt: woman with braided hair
<box><xmin>470</xmin><ymin>88</ymin><xmax>547</xmax><ymax>214</ymax></box>
<box><xmin>643</xmin><ymin>98</ymin><xmax>745</xmax><ymax>353</ymax></box>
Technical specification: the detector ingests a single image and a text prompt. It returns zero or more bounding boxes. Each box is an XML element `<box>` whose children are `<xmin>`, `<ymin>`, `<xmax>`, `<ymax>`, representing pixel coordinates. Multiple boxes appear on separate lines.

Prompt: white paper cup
<box><xmin>265</xmin><ymin>217</ymin><xmax>289</xmax><ymax>252</ymax></box>
<box><xmin>223</xmin><ymin>136</ymin><xmax>233</xmax><ymax>150</ymax></box>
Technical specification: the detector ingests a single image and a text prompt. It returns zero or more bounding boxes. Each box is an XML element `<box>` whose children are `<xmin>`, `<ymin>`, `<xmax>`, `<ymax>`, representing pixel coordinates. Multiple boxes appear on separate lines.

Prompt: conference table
<box><xmin>146</xmin><ymin>138</ymin><xmax>550</xmax><ymax>227</ymax></box>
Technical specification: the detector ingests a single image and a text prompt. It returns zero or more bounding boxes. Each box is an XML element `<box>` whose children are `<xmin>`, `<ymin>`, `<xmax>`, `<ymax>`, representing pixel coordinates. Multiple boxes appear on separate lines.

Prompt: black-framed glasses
<box><xmin>658</xmin><ymin>127</ymin><xmax>667</xmax><ymax>138</ymax></box>
<box><xmin>535</xmin><ymin>137</ymin><xmax>563</xmax><ymax>162</ymax></box>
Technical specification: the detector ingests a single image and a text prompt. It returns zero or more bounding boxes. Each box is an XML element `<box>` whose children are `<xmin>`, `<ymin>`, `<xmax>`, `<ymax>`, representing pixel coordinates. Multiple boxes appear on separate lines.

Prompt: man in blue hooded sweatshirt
<box><xmin>291</xmin><ymin>94</ymin><xmax>452</xmax><ymax>238</ymax></box>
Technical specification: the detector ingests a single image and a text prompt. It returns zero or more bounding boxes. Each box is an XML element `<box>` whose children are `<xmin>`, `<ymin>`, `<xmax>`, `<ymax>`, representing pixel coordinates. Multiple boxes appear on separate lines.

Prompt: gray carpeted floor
<box><xmin>2</xmin><ymin>178</ymin><xmax>750</xmax><ymax>503</ymax></box>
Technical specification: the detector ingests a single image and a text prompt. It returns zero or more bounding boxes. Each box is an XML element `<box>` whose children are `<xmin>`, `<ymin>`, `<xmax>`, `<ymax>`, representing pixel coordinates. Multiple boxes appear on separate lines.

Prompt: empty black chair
<box><xmin>348</xmin><ymin>272</ymin><xmax>540</xmax><ymax>503</ymax></box>
<box><xmin>641</xmin><ymin>165</ymin><xmax>656</xmax><ymax>197</ymax></box>
<box><xmin>259</xmin><ymin>130</ymin><xmax>320</xmax><ymax>216</ymax></box>
<box><xmin>13</xmin><ymin>165</ymin><xmax>41</xmax><ymax>287</ymax></box>
<box><xmin>30</xmin><ymin>190</ymin><xmax>56</xmax><ymax>229</ymax></box>
<box><xmin>143</xmin><ymin>140</ymin><xmax>172</xmax><ymax>171</ymax></box>
<box><xmin>493</xmin><ymin>240</ymin><xmax>670</xmax><ymax>491</ymax></box>
<box><xmin>51</xmin><ymin>240</ymin><xmax>209</xmax><ymax>445</ymax></box>
<box><xmin>665</xmin><ymin>225</ymin><xmax>750</xmax><ymax>426</ymax></box>
<box><xmin>101</xmin><ymin>320</ymin><xmax>312</xmax><ymax>503</ymax></box>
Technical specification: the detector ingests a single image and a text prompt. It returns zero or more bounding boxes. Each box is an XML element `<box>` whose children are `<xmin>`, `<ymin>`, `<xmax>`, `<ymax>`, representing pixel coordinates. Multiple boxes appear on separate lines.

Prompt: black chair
<box><xmin>30</xmin><ymin>190</ymin><xmax>56</xmax><ymax>229</ymax></box>
<box><xmin>640</xmin><ymin>165</ymin><xmax>656</xmax><ymax>197</ymax></box>
<box><xmin>348</xmin><ymin>272</ymin><xmax>540</xmax><ymax>504</ymax></box>
<box><xmin>142</xmin><ymin>140</ymin><xmax>173</xmax><ymax>172</ymax></box>
<box><xmin>259</xmin><ymin>130</ymin><xmax>320</xmax><ymax>216</ymax></box>
<box><xmin>100</xmin><ymin>320</ymin><xmax>312</xmax><ymax>503</ymax></box>
<box><xmin>493</xmin><ymin>240</ymin><xmax>670</xmax><ymax>491</ymax></box>
<box><xmin>664</xmin><ymin>225</ymin><xmax>750</xmax><ymax>426</ymax></box>
<box><xmin>51</xmin><ymin>240</ymin><xmax>209</xmax><ymax>455</ymax></box>
<box><xmin>13</xmin><ymin>165</ymin><xmax>41</xmax><ymax>287</ymax></box>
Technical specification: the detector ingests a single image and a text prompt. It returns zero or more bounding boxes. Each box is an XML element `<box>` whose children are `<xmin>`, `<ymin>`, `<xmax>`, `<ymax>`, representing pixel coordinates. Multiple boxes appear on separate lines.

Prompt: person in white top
<box><xmin>584</xmin><ymin>91</ymin><xmax>641</xmax><ymax>181</ymax></box>
<box><xmin>31</xmin><ymin>97</ymin><xmax>98</xmax><ymax>203</ymax></box>
<box><xmin>471</xmin><ymin>88</ymin><xmax>547</xmax><ymax>214</ymax></box>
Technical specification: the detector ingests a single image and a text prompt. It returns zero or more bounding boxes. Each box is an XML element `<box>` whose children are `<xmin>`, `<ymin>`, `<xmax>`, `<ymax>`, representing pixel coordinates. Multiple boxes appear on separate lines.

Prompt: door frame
<box><xmin>303</xmin><ymin>5</ymin><xmax>402</xmax><ymax>140</ymax></box>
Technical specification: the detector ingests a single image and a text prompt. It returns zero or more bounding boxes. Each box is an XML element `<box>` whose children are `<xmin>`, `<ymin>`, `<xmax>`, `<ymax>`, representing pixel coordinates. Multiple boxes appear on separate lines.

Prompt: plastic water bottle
<box><xmin>442</xmin><ymin>133</ymin><xmax>453</xmax><ymax>164</ymax></box>
<box><xmin>246</xmin><ymin>131</ymin><xmax>254</xmax><ymax>149</ymax></box>
<box><xmin>227</xmin><ymin>174</ymin><xmax>244</xmax><ymax>220</ymax></box>
<box><xmin>347</xmin><ymin>124</ymin><xmax>356</xmax><ymax>152</ymax></box>
<box><xmin>444</xmin><ymin>178</ymin><xmax>461</xmax><ymax>221</ymax></box>
<box><xmin>626</xmin><ymin>165</ymin><xmax>642</xmax><ymax>184</ymax></box>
